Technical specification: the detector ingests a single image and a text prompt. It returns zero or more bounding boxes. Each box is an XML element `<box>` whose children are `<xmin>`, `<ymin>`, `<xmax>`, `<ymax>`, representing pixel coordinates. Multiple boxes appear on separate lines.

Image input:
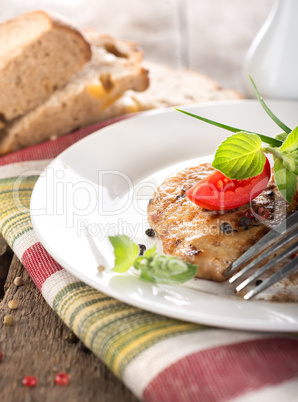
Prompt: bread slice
<box><xmin>122</xmin><ymin>61</ymin><xmax>243</xmax><ymax>110</ymax></box>
<box><xmin>85</xmin><ymin>61</ymin><xmax>242</xmax><ymax>117</ymax></box>
<box><xmin>0</xmin><ymin>10</ymin><xmax>91</xmax><ymax>121</ymax></box>
<box><xmin>0</xmin><ymin>32</ymin><xmax>149</xmax><ymax>154</ymax></box>
<box><xmin>0</xmin><ymin>57</ymin><xmax>242</xmax><ymax>154</ymax></box>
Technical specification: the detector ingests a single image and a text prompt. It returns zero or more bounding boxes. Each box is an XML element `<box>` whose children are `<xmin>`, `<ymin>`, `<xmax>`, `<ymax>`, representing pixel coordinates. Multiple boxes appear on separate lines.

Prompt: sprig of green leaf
<box><xmin>176</xmin><ymin>77</ymin><xmax>298</xmax><ymax>204</ymax></box>
<box><xmin>212</xmin><ymin>132</ymin><xmax>266</xmax><ymax>179</ymax></box>
<box><xmin>109</xmin><ymin>235</ymin><xmax>139</xmax><ymax>272</ymax></box>
<box><xmin>273</xmin><ymin>158</ymin><xmax>297</xmax><ymax>203</ymax></box>
<box><xmin>280</xmin><ymin>126</ymin><xmax>298</xmax><ymax>153</ymax></box>
<box><xmin>109</xmin><ymin>235</ymin><xmax>197</xmax><ymax>284</ymax></box>
<box><xmin>175</xmin><ymin>108</ymin><xmax>283</xmax><ymax>148</ymax></box>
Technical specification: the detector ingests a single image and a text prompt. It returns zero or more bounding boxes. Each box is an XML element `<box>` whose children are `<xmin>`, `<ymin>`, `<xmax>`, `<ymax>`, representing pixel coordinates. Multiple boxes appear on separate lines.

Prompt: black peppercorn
<box><xmin>255</xmin><ymin>279</ymin><xmax>263</xmax><ymax>286</ymax></box>
<box><xmin>220</xmin><ymin>222</ymin><xmax>233</xmax><ymax>234</ymax></box>
<box><xmin>145</xmin><ymin>228</ymin><xmax>155</xmax><ymax>237</ymax></box>
<box><xmin>138</xmin><ymin>244</ymin><xmax>146</xmax><ymax>255</ymax></box>
<box><xmin>239</xmin><ymin>216</ymin><xmax>251</xmax><ymax>230</ymax></box>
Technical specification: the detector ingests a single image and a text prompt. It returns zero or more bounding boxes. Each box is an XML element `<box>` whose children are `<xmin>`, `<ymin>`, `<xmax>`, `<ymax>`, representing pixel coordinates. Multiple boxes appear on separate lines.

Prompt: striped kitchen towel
<box><xmin>0</xmin><ymin>117</ymin><xmax>297</xmax><ymax>402</ymax></box>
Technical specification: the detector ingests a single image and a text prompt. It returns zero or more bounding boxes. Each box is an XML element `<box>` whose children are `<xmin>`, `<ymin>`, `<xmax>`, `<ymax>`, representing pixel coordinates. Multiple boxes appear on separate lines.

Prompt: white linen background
<box><xmin>0</xmin><ymin>0</ymin><xmax>274</xmax><ymax>92</ymax></box>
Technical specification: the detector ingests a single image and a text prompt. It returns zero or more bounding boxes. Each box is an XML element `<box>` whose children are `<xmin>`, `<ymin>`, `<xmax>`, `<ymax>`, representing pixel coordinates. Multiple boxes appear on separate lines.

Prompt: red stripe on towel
<box><xmin>22</xmin><ymin>242</ymin><xmax>63</xmax><ymax>290</ymax></box>
<box><xmin>143</xmin><ymin>337</ymin><xmax>298</xmax><ymax>402</ymax></box>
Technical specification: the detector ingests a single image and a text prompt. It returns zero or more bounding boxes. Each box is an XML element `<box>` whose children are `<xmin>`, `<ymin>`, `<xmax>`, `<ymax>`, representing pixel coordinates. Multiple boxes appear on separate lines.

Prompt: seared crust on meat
<box><xmin>148</xmin><ymin>163</ymin><xmax>298</xmax><ymax>282</ymax></box>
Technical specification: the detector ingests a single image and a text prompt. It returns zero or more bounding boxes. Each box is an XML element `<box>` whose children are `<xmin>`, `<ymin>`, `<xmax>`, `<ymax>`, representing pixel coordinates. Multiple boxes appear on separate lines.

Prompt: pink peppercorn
<box><xmin>257</xmin><ymin>207</ymin><xmax>270</xmax><ymax>219</ymax></box>
<box><xmin>55</xmin><ymin>372</ymin><xmax>69</xmax><ymax>386</ymax></box>
<box><xmin>22</xmin><ymin>376</ymin><xmax>38</xmax><ymax>387</ymax></box>
<box><xmin>244</xmin><ymin>208</ymin><xmax>255</xmax><ymax>220</ymax></box>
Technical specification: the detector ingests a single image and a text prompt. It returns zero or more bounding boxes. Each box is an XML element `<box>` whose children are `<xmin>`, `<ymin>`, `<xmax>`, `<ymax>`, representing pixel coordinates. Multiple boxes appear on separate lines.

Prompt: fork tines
<box><xmin>224</xmin><ymin>210</ymin><xmax>298</xmax><ymax>300</ymax></box>
<box><xmin>241</xmin><ymin>254</ymin><xmax>297</xmax><ymax>300</ymax></box>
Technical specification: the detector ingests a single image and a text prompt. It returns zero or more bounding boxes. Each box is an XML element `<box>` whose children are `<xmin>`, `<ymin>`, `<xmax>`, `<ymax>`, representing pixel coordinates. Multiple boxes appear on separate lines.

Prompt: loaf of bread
<box><xmin>0</xmin><ymin>31</ymin><xmax>149</xmax><ymax>154</ymax></box>
<box><xmin>0</xmin><ymin>10</ymin><xmax>91</xmax><ymax>122</ymax></box>
<box><xmin>0</xmin><ymin>15</ymin><xmax>242</xmax><ymax>155</ymax></box>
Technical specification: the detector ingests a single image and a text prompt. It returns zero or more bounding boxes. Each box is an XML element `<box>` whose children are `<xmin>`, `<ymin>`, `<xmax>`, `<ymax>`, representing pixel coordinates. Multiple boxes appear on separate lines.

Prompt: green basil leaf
<box><xmin>139</xmin><ymin>258</ymin><xmax>197</xmax><ymax>284</ymax></box>
<box><xmin>274</xmin><ymin>159</ymin><xmax>297</xmax><ymax>203</ymax></box>
<box><xmin>212</xmin><ymin>132</ymin><xmax>266</xmax><ymax>179</ymax></box>
<box><xmin>291</xmin><ymin>152</ymin><xmax>298</xmax><ymax>175</ymax></box>
<box><xmin>280</xmin><ymin>126</ymin><xmax>298</xmax><ymax>153</ymax></box>
<box><xmin>263</xmin><ymin>145</ymin><xmax>298</xmax><ymax>174</ymax></box>
<box><xmin>144</xmin><ymin>243</ymin><xmax>157</xmax><ymax>258</ymax></box>
<box><xmin>281</xmin><ymin>153</ymin><xmax>297</xmax><ymax>173</ymax></box>
<box><xmin>140</xmin><ymin>270</ymin><xmax>158</xmax><ymax>283</ymax></box>
<box><xmin>109</xmin><ymin>235</ymin><xmax>139</xmax><ymax>273</ymax></box>
<box><xmin>133</xmin><ymin>253</ymin><xmax>197</xmax><ymax>284</ymax></box>
<box><xmin>157</xmin><ymin>263</ymin><xmax>197</xmax><ymax>284</ymax></box>
<box><xmin>275</xmin><ymin>132</ymin><xmax>288</xmax><ymax>142</ymax></box>
<box><xmin>109</xmin><ymin>236</ymin><xmax>197</xmax><ymax>285</ymax></box>
<box><xmin>133</xmin><ymin>256</ymin><xmax>149</xmax><ymax>271</ymax></box>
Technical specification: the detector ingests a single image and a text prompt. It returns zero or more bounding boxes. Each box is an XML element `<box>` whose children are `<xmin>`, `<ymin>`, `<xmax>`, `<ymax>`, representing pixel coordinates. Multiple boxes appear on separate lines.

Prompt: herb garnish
<box><xmin>176</xmin><ymin>76</ymin><xmax>298</xmax><ymax>203</ymax></box>
<box><xmin>109</xmin><ymin>235</ymin><xmax>197</xmax><ymax>284</ymax></box>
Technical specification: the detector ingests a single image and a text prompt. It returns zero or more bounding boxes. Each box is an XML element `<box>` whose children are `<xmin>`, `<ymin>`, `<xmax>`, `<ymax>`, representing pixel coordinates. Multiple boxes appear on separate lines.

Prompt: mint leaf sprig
<box><xmin>212</xmin><ymin>132</ymin><xmax>265</xmax><ymax>179</ymax></box>
<box><xmin>109</xmin><ymin>235</ymin><xmax>197</xmax><ymax>284</ymax></box>
<box><xmin>176</xmin><ymin>77</ymin><xmax>298</xmax><ymax>204</ymax></box>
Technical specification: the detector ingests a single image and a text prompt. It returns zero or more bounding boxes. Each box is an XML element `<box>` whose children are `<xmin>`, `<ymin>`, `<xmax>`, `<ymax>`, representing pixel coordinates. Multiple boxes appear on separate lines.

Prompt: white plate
<box><xmin>31</xmin><ymin>100</ymin><xmax>298</xmax><ymax>332</ymax></box>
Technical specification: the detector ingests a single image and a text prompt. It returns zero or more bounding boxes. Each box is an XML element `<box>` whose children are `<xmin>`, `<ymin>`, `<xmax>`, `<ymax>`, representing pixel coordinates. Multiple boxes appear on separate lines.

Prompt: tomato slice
<box><xmin>186</xmin><ymin>157</ymin><xmax>271</xmax><ymax>211</ymax></box>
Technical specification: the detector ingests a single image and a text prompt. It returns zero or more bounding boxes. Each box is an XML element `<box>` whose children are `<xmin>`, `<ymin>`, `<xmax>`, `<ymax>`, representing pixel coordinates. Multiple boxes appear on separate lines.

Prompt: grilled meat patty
<box><xmin>148</xmin><ymin>163</ymin><xmax>298</xmax><ymax>282</ymax></box>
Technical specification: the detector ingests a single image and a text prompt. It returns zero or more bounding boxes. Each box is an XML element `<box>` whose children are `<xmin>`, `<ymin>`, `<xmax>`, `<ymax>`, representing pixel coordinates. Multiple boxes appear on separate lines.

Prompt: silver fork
<box><xmin>223</xmin><ymin>210</ymin><xmax>298</xmax><ymax>300</ymax></box>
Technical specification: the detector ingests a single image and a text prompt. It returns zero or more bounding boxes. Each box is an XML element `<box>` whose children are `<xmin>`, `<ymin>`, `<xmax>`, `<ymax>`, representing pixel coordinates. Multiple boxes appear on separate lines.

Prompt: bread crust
<box><xmin>1</xmin><ymin>10</ymin><xmax>91</xmax><ymax>64</ymax></box>
<box><xmin>40</xmin><ymin>11</ymin><xmax>91</xmax><ymax>62</ymax></box>
<box><xmin>0</xmin><ymin>11</ymin><xmax>91</xmax><ymax>121</ymax></box>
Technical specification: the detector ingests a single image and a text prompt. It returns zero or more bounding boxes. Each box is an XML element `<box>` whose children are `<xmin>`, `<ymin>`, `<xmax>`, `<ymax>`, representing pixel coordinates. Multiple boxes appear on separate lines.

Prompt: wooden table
<box><xmin>0</xmin><ymin>1</ymin><xmax>274</xmax><ymax>400</ymax></box>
